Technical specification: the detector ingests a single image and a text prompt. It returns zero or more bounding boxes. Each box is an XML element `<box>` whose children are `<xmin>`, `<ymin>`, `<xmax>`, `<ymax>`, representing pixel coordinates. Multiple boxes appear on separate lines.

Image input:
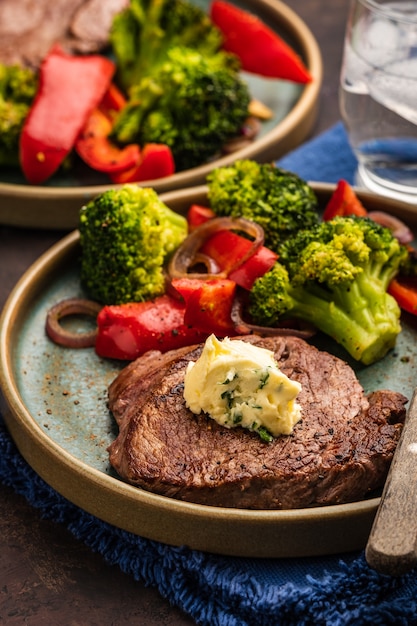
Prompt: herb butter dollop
<box><xmin>183</xmin><ymin>335</ymin><xmax>302</xmax><ymax>440</ymax></box>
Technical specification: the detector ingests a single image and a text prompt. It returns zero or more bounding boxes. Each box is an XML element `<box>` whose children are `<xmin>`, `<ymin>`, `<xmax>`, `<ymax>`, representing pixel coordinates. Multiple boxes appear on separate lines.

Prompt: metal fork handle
<box><xmin>366</xmin><ymin>389</ymin><xmax>417</xmax><ymax>576</ymax></box>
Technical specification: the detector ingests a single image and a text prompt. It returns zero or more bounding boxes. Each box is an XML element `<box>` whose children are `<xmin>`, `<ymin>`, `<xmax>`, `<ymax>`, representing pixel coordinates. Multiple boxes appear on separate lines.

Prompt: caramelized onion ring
<box><xmin>190</xmin><ymin>252</ymin><xmax>221</xmax><ymax>274</ymax></box>
<box><xmin>242</xmin><ymin>116</ymin><xmax>262</xmax><ymax>139</ymax></box>
<box><xmin>231</xmin><ymin>293</ymin><xmax>316</xmax><ymax>339</ymax></box>
<box><xmin>223</xmin><ymin>117</ymin><xmax>262</xmax><ymax>154</ymax></box>
<box><xmin>168</xmin><ymin>216</ymin><xmax>265</xmax><ymax>280</ymax></box>
<box><xmin>46</xmin><ymin>298</ymin><xmax>101</xmax><ymax>348</ymax></box>
<box><xmin>368</xmin><ymin>210</ymin><xmax>414</xmax><ymax>244</ymax></box>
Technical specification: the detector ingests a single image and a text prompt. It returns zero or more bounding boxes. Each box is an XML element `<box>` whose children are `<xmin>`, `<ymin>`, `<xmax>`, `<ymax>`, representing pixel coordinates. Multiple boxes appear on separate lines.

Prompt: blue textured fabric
<box><xmin>277</xmin><ymin>121</ymin><xmax>358</xmax><ymax>184</ymax></box>
<box><xmin>2</xmin><ymin>122</ymin><xmax>417</xmax><ymax>626</ymax></box>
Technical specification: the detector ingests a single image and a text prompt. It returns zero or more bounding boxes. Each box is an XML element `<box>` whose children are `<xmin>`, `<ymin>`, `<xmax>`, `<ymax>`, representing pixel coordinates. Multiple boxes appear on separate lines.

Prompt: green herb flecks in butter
<box><xmin>183</xmin><ymin>335</ymin><xmax>302</xmax><ymax>441</ymax></box>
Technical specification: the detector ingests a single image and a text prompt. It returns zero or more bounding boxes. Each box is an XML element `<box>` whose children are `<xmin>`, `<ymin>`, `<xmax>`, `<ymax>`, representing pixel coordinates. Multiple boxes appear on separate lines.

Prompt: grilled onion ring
<box><xmin>223</xmin><ymin>117</ymin><xmax>262</xmax><ymax>154</ymax></box>
<box><xmin>46</xmin><ymin>298</ymin><xmax>101</xmax><ymax>348</ymax></box>
<box><xmin>368</xmin><ymin>210</ymin><xmax>414</xmax><ymax>244</ymax></box>
<box><xmin>168</xmin><ymin>216</ymin><xmax>265</xmax><ymax>280</ymax></box>
<box><xmin>231</xmin><ymin>292</ymin><xmax>316</xmax><ymax>339</ymax></box>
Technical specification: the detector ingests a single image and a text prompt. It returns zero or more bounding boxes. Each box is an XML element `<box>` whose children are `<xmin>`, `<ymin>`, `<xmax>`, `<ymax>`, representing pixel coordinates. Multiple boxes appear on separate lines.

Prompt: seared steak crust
<box><xmin>0</xmin><ymin>0</ymin><xmax>128</xmax><ymax>68</ymax></box>
<box><xmin>108</xmin><ymin>336</ymin><xmax>407</xmax><ymax>509</ymax></box>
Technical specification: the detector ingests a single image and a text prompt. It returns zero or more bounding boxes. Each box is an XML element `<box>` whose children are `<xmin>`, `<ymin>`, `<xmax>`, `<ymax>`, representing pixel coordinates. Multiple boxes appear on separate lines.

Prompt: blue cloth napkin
<box><xmin>278</xmin><ymin>121</ymin><xmax>358</xmax><ymax>185</ymax></box>
<box><xmin>2</xmin><ymin>122</ymin><xmax>417</xmax><ymax>626</ymax></box>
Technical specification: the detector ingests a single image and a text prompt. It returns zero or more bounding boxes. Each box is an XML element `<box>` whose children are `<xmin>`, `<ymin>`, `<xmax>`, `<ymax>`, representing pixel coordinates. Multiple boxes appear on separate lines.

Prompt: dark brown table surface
<box><xmin>0</xmin><ymin>1</ymin><xmax>351</xmax><ymax>623</ymax></box>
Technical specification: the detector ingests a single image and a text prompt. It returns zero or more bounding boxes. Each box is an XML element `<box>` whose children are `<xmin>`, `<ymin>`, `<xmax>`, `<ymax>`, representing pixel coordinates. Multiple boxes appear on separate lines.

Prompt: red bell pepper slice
<box><xmin>322</xmin><ymin>180</ymin><xmax>368</xmax><ymax>220</ymax></box>
<box><xmin>388</xmin><ymin>277</ymin><xmax>417</xmax><ymax>316</ymax></box>
<box><xmin>201</xmin><ymin>230</ymin><xmax>278</xmax><ymax>289</ymax></box>
<box><xmin>210</xmin><ymin>0</ymin><xmax>312</xmax><ymax>83</ymax></box>
<box><xmin>95</xmin><ymin>295</ymin><xmax>209</xmax><ymax>361</ymax></box>
<box><xmin>172</xmin><ymin>277</ymin><xmax>237</xmax><ymax>334</ymax></box>
<box><xmin>187</xmin><ymin>204</ymin><xmax>216</xmax><ymax>231</ymax></box>
<box><xmin>20</xmin><ymin>45</ymin><xmax>115</xmax><ymax>184</ymax></box>
<box><xmin>182</xmin><ymin>278</ymin><xmax>237</xmax><ymax>335</ymax></box>
<box><xmin>110</xmin><ymin>143</ymin><xmax>175</xmax><ymax>183</ymax></box>
<box><xmin>99</xmin><ymin>82</ymin><xmax>127</xmax><ymax>114</ymax></box>
<box><xmin>228</xmin><ymin>249</ymin><xmax>278</xmax><ymax>290</ymax></box>
<box><xmin>201</xmin><ymin>230</ymin><xmax>253</xmax><ymax>274</ymax></box>
<box><xmin>171</xmin><ymin>277</ymin><xmax>205</xmax><ymax>302</ymax></box>
<box><xmin>75</xmin><ymin>108</ymin><xmax>141</xmax><ymax>174</ymax></box>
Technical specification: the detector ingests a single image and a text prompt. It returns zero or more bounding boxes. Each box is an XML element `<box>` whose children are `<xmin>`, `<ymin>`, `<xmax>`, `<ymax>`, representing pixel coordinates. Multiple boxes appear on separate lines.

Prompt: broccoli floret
<box><xmin>110</xmin><ymin>0</ymin><xmax>223</xmax><ymax>92</ymax></box>
<box><xmin>109</xmin><ymin>0</ymin><xmax>250</xmax><ymax>170</ymax></box>
<box><xmin>206</xmin><ymin>160</ymin><xmax>320</xmax><ymax>252</ymax></box>
<box><xmin>248</xmin><ymin>216</ymin><xmax>409</xmax><ymax>365</ymax></box>
<box><xmin>112</xmin><ymin>47</ymin><xmax>250</xmax><ymax>171</ymax></box>
<box><xmin>0</xmin><ymin>63</ymin><xmax>37</xmax><ymax>166</ymax></box>
<box><xmin>396</xmin><ymin>245</ymin><xmax>417</xmax><ymax>277</ymax></box>
<box><xmin>79</xmin><ymin>185</ymin><xmax>188</xmax><ymax>304</ymax></box>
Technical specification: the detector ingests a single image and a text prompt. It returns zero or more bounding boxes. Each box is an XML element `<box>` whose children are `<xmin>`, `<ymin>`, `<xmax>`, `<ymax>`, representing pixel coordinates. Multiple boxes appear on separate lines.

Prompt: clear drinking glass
<box><xmin>339</xmin><ymin>0</ymin><xmax>417</xmax><ymax>203</ymax></box>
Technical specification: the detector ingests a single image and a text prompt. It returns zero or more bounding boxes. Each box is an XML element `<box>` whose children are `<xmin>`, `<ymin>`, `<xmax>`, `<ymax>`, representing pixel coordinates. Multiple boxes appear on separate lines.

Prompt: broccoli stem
<box><xmin>250</xmin><ymin>216</ymin><xmax>407</xmax><ymax>366</ymax></box>
<box><xmin>288</xmin><ymin>276</ymin><xmax>401</xmax><ymax>365</ymax></box>
<box><xmin>132</xmin><ymin>0</ymin><xmax>166</xmax><ymax>79</ymax></box>
<box><xmin>166</xmin><ymin>207</ymin><xmax>191</xmax><ymax>231</ymax></box>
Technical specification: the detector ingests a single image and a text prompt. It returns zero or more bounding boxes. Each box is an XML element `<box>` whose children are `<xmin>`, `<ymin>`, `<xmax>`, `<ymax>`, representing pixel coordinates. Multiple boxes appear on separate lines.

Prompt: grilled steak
<box><xmin>107</xmin><ymin>336</ymin><xmax>407</xmax><ymax>509</ymax></box>
<box><xmin>0</xmin><ymin>0</ymin><xmax>128</xmax><ymax>68</ymax></box>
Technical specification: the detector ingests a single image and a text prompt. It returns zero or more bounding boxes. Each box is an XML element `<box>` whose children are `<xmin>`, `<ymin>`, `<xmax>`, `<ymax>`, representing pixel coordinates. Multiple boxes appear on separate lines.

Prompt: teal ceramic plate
<box><xmin>0</xmin><ymin>0</ymin><xmax>322</xmax><ymax>230</ymax></box>
<box><xmin>1</xmin><ymin>183</ymin><xmax>417</xmax><ymax>558</ymax></box>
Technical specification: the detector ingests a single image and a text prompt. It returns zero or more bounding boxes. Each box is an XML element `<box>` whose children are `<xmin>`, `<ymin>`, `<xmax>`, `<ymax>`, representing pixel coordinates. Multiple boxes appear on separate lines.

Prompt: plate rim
<box><xmin>2</xmin><ymin>181</ymin><xmax>416</xmax><ymax>558</ymax></box>
<box><xmin>0</xmin><ymin>0</ymin><xmax>323</xmax><ymax>230</ymax></box>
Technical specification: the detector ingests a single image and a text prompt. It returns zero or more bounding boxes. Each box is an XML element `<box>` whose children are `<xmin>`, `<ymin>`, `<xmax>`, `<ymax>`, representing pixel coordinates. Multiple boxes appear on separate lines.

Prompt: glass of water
<box><xmin>339</xmin><ymin>0</ymin><xmax>417</xmax><ymax>203</ymax></box>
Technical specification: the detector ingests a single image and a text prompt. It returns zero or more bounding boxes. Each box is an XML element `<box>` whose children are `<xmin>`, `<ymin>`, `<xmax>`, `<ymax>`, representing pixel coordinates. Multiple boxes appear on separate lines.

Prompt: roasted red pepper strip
<box><xmin>171</xmin><ymin>277</ymin><xmax>204</xmax><ymax>302</ymax></box>
<box><xmin>100</xmin><ymin>82</ymin><xmax>127</xmax><ymax>115</ymax></box>
<box><xmin>201</xmin><ymin>229</ymin><xmax>278</xmax><ymax>290</ymax></box>
<box><xmin>388</xmin><ymin>277</ymin><xmax>417</xmax><ymax>316</ymax></box>
<box><xmin>322</xmin><ymin>180</ymin><xmax>368</xmax><ymax>220</ymax></box>
<box><xmin>110</xmin><ymin>143</ymin><xmax>175</xmax><ymax>183</ymax></box>
<box><xmin>182</xmin><ymin>278</ymin><xmax>237</xmax><ymax>335</ymax></box>
<box><xmin>187</xmin><ymin>204</ymin><xmax>216</xmax><ymax>231</ymax></box>
<box><xmin>75</xmin><ymin>108</ymin><xmax>141</xmax><ymax>174</ymax></box>
<box><xmin>95</xmin><ymin>296</ymin><xmax>209</xmax><ymax>361</ymax></box>
<box><xmin>20</xmin><ymin>45</ymin><xmax>115</xmax><ymax>184</ymax></box>
<box><xmin>228</xmin><ymin>248</ymin><xmax>278</xmax><ymax>290</ymax></box>
<box><xmin>210</xmin><ymin>0</ymin><xmax>312</xmax><ymax>83</ymax></box>
<box><xmin>201</xmin><ymin>230</ymin><xmax>255</xmax><ymax>274</ymax></box>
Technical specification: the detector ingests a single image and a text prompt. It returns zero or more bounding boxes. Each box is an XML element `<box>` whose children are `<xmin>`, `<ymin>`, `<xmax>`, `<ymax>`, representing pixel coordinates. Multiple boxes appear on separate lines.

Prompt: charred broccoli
<box><xmin>79</xmin><ymin>185</ymin><xmax>188</xmax><ymax>305</ymax></box>
<box><xmin>110</xmin><ymin>0</ymin><xmax>223</xmax><ymax>91</ymax></box>
<box><xmin>0</xmin><ymin>63</ymin><xmax>37</xmax><ymax>166</ymax></box>
<box><xmin>248</xmin><ymin>216</ymin><xmax>408</xmax><ymax>365</ymax></box>
<box><xmin>206</xmin><ymin>160</ymin><xmax>320</xmax><ymax>252</ymax></box>
<box><xmin>109</xmin><ymin>0</ymin><xmax>251</xmax><ymax>170</ymax></box>
<box><xmin>112</xmin><ymin>47</ymin><xmax>250</xmax><ymax>171</ymax></box>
